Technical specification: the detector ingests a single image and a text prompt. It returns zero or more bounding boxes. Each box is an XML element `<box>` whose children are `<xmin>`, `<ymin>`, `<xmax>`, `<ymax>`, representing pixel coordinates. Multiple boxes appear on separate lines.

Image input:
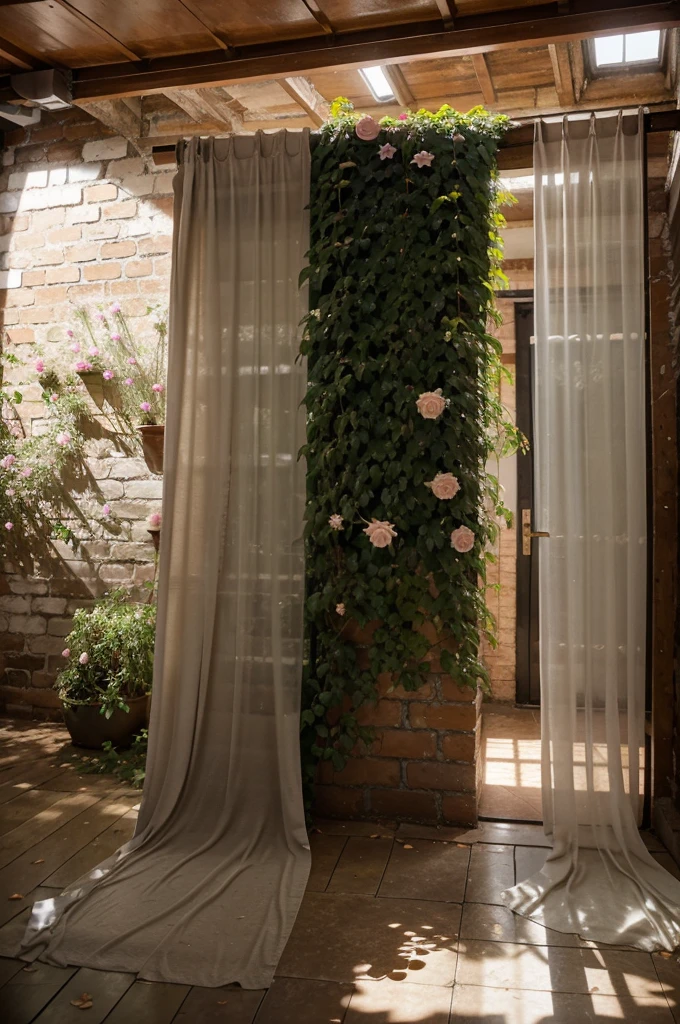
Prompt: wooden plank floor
<box><xmin>1</xmin><ymin>718</ymin><xmax>680</xmax><ymax>1023</ymax></box>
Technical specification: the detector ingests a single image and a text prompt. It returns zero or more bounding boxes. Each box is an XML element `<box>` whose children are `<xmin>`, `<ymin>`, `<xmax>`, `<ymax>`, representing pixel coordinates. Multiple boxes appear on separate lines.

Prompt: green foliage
<box><xmin>300</xmin><ymin>102</ymin><xmax>522</xmax><ymax>798</ymax></box>
<box><xmin>72</xmin><ymin>728</ymin><xmax>148</xmax><ymax>788</ymax></box>
<box><xmin>56</xmin><ymin>590</ymin><xmax>156</xmax><ymax>718</ymax></box>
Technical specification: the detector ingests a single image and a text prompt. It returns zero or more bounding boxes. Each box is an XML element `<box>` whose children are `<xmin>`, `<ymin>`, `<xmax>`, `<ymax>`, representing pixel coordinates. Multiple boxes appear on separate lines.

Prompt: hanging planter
<box><xmin>77</xmin><ymin>370</ymin><xmax>105</xmax><ymax>409</ymax></box>
<box><xmin>138</xmin><ymin>424</ymin><xmax>165</xmax><ymax>474</ymax></box>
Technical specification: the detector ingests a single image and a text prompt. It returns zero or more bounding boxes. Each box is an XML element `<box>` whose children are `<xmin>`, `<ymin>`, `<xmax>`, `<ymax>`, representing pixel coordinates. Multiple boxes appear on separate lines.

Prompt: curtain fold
<box><xmin>20</xmin><ymin>130</ymin><xmax>312</xmax><ymax>988</ymax></box>
<box><xmin>502</xmin><ymin>112</ymin><xmax>680</xmax><ymax>951</ymax></box>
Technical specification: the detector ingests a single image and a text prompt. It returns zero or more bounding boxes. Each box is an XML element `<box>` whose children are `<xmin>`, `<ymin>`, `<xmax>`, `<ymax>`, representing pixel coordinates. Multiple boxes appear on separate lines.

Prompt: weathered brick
<box><xmin>47</xmin><ymin>616</ymin><xmax>76</xmax><ymax>636</ymax></box>
<box><xmin>83</xmin><ymin>262</ymin><xmax>122</xmax><ymax>281</ymax></box>
<box><xmin>101</xmin><ymin>240</ymin><xmax>136</xmax><ymax>259</ymax></box>
<box><xmin>369</xmin><ymin>789</ymin><xmax>438</xmax><ymax>822</ymax></box>
<box><xmin>67</xmin><ymin>204</ymin><xmax>100</xmax><ymax>225</ymax></box>
<box><xmin>47</xmin><ymin>142</ymin><xmax>83</xmax><ymax>163</ymax></box>
<box><xmin>82</xmin><ymin>137</ymin><xmax>128</xmax><ymax>162</ymax></box>
<box><xmin>441</xmin><ymin>793</ymin><xmax>477</xmax><ymax>826</ymax></box>
<box><xmin>0</xmin><ymin>595</ymin><xmax>31</xmax><ymax>613</ymax></box>
<box><xmin>66</xmin><ymin>242</ymin><xmax>98</xmax><ymax>263</ymax></box>
<box><xmin>47</xmin><ymin>226</ymin><xmax>81</xmax><ymax>244</ymax></box>
<box><xmin>409</xmin><ymin>703</ymin><xmax>478</xmax><ymax>731</ymax></box>
<box><xmin>355</xmin><ymin>699</ymin><xmax>401</xmax><ymax>728</ymax></box>
<box><xmin>32</xmin><ymin>597</ymin><xmax>68</xmax><ymax>614</ymax></box>
<box><xmin>68</xmin><ymin>163</ymin><xmax>103</xmax><ymax>182</ymax></box>
<box><xmin>374</xmin><ymin>729</ymin><xmax>437</xmax><ymax>760</ymax></box>
<box><xmin>313</xmin><ymin>785</ymin><xmax>364</xmax><ymax>819</ymax></box>
<box><xmin>324</xmin><ymin>758</ymin><xmax>400</xmax><ymax>788</ymax></box>
<box><xmin>22</xmin><ymin>269</ymin><xmax>46</xmax><ymax>287</ymax></box>
<box><xmin>125</xmin><ymin>259</ymin><xmax>152</xmax><ymax>278</ymax></box>
<box><xmin>45</xmin><ymin>265</ymin><xmax>80</xmax><ymax>284</ymax></box>
<box><xmin>103</xmin><ymin>199</ymin><xmax>137</xmax><ymax>219</ymax></box>
<box><xmin>9</xmin><ymin>615</ymin><xmax>47</xmax><ymax>635</ymax></box>
<box><xmin>8</xmin><ymin>169</ymin><xmax>48</xmax><ymax>190</ymax></box>
<box><xmin>124</xmin><ymin>479</ymin><xmax>163</xmax><ymax>499</ymax></box>
<box><xmin>441</xmin><ymin>732</ymin><xmax>477</xmax><ymax>763</ymax></box>
<box><xmin>137</xmin><ymin>235</ymin><xmax>172</xmax><ymax>256</ymax></box>
<box><xmin>85</xmin><ymin>183</ymin><xmax>118</xmax><ymax>203</ymax></box>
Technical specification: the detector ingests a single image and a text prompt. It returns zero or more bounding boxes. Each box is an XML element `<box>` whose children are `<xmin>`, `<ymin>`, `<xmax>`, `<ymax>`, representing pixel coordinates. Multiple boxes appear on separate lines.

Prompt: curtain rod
<box><xmin>150</xmin><ymin>107</ymin><xmax>680</xmax><ymax>166</ymax></box>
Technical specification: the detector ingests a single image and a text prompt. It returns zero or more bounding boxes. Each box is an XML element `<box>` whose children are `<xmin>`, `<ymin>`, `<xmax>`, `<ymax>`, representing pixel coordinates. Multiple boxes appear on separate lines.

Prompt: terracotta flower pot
<box><xmin>61</xmin><ymin>694</ymin><xmax>149</xmax><ymax>750</ymax></box>
<box><xmin>138</xmin><ymin>424</ymin><xmax>165</xmax><ymax>474</ymax></box>
<box><xmin>78</xmin><ymin>370</ymin><xmax>105</xmax><ymax>409</ymax></box>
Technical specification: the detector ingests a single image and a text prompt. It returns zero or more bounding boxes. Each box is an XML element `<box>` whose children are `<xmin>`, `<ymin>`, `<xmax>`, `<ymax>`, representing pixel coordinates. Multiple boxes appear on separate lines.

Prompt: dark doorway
<box><xmin>515</xmin><ymin>302</ymin><xmax>540</xmax><ymax>706</ymax></box>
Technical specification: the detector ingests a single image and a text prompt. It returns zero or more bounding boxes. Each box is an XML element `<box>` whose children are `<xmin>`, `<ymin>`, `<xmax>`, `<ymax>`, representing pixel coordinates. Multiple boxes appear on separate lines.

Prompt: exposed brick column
<box><xmin>314</xmin><ymin>673</ymin><xmax>481</xmax><ymax>826</ymax></box>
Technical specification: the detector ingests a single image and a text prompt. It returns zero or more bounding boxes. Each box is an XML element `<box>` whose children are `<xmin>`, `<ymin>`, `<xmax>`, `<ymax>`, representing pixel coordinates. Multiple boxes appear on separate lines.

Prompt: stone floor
<box><xmin>479</xmin><ymin>705</ymin><xmax>542</xmax><ymax>822</ymax></box>
<box><xmin>1</xmin><ymin>717</ymin><xmax>680</xmax><ymax>1023</ymax></box>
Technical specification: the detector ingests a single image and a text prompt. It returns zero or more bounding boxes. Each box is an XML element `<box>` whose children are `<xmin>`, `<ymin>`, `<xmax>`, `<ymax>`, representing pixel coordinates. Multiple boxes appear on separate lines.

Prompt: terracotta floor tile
<box><xmin>307</xmin><ymin>834</ymin><xmax>347</xmax><ymax>892</ymax></box>
<box><xmin>174</xmin><ymin>984</ymin><xmax>265</xmax><ymax>1023</ymax></box>
<box><xmin>314</xmin><ymin>820</ymin><xmax>396</xmax><ymax>838</ymax></box>
<box><xmin>450</xmin><ymin>984</ymin><xmax>674</xmax><ymax>1023</ymax></box>
<box><xmin>463</xmin><ymin>845</ymin><xmax>514</xmax><ymax>905</ymax></box>
<box><xmin>456</xmin><ymin>940</ymin><xmax>662</xmax><ymax>997</ymax></box>
<box><xmin>652</xmin><ymin>953</ymin><xmax>680</xmax><ymax>1022</ymax></box>
<box><xmin>327</xmin><ymin>837</ymin><xmax>393</xmax><ymax>896</ymax></box>
<box><xmin>456</xmin><ymin>823</ymin><xmax>551</xmax><ymax>848</ymax></box>
<box><xmin>460</xmin><ymin>902</ymin><xmax>579</xmax><ymax>948</ymax></box>
<box><xmin>395</xmin><ymin>824</ymin><xmax>470</xmax><ymax>843</ymax></box>
<box><xmin>345</xmin><ymin>979</ymin><xmax>452</xmax><ymax>1022</ymax></box>
<box><xmin>254</xmin><ymin>978</ymin><xmax>350</xmax><ymax>1024</ymax></box>
<box><xmin>277</xmin><ymin>893</ymin><xmax>460</xmax><ymax>987</ymax></box>
<box><xmin>378</xmin><ymin>840</ymin><xmax>469</xmax><ymax>903</ymax></box>
<box><xmin>514</xmin><ymin>845</ymin><xmax>548</xmax><ymax>885</ymax></box>
<box><xmin>478</xmin><ymin>785</ymin><xmax>542</xmax><ymax>822</ymax></box>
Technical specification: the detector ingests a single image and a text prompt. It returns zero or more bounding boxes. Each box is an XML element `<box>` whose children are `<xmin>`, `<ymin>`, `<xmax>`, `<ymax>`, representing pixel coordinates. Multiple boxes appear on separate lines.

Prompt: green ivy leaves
<box><xmin>300</xmin><ymin>103</ymin><xmax>518</xmax><ymax>802</ymax></box>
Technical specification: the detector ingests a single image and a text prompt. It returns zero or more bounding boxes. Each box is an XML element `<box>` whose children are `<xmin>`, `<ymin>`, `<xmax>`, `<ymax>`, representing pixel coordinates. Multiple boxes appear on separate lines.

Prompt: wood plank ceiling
<box><xmin>0</xmin><ymin>1</ymin><xmax>678</xmax><ymax>147</ymax></box>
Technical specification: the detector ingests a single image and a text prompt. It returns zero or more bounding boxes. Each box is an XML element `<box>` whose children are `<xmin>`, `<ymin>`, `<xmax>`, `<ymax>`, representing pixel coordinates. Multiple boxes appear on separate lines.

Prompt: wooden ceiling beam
<box><xmin>175</xmin><ymin>0</ymin><xmax>235</xmax><ymax>53</ymax></box>
<box><xmin>279</xmin><ymin>76</ymin><xmax>329</xmax><ymax>126</ymax></box>
<box><xmin>68</xmin><ymin>2</ymin><xmax>680</xmax><ymax>101</ymax></box>
<box><xmin>432</xmin><ymin>1</ymin><xmax>458</xmax><ymax>30</ymax></box>
<box><xmin>471</xmin><ymin>53</ymin><xmax>496</xmax><ymax>107</ymax></box>
<box><xmin>548</xmin><ymin>42</ymin><xmax>576</xmax><ymax>106</ymax></box>
<box><xmin>51</xmin><ymin>0</ymin><xmax>142</xmax><ymax>63</ymax></box>
<box><xmin>163</xmin><ymin>86</ymin><xmax>245</xmax><ymax>129</ymax></box>
<box><xmin>299</xmin><ymin>0</ymin><xmax>335</xmax><ymax>36</ymax></box>
<box><xmin>0</xmin><ymin>35</ymin><xmax>38</xmax><ymax>70</ymax></box>
<box><xmin>383</xmin><ymin>65</ymin><xmax>416</xmax><ymax>108</ymax></box>
<box><xmin>75</xmin><ymin>97</ymin><xmax>147</xmax><ymax>155</ymax></box>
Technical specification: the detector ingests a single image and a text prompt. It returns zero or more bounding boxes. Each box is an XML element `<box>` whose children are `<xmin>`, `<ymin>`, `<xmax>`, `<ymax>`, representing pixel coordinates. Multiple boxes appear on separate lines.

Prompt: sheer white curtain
<box><xmin>502</xmin><ymin>112</ymin><xmax>680</xmax><ymax>949</ymax></box>
<box><xmin>21</xmin><ymin>131</ymin><xmax>311</xmax><ymax>987</ymax></box>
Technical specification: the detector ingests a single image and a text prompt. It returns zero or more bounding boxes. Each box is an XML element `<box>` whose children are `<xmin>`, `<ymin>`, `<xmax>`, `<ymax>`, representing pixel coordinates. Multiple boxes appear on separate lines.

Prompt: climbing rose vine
<box><xmin>299</xmin><ymin>100</ymin><xmax>522</xmax><ymax>801</ymax></box>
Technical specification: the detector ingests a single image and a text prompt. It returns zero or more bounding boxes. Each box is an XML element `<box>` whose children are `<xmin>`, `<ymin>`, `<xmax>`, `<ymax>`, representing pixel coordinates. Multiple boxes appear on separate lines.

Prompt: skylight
<box><xmin>359</xmin><ymin>66</ymin><xmax>395</xmax><ymax>102</ymax></box>
<box><xmin>593</xmin><ymin>30</ymin><xmax>661</xmax><ymax>69</ymax></box>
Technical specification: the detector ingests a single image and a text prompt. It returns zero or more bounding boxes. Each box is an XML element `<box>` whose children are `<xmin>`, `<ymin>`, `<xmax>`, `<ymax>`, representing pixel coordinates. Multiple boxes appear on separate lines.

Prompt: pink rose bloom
<box><xmin>328</xmin><ymin>514</ymin><xmax>343</xmax><ymax>530</ymax></box>
<box><xmin>378</xmin><ymin>143</ymin><xmax>396</xmax><ymax>160</ymax></box>
<box><xmin>50</xmin><ymin>393</ymin><xmax>58</xmax><ymax>403</ymax></box>
<box><xmin>102</xmin><ymin>503</ymin><xmax>111</xmax><ymax>516</ymax></box>
<box><xmin>35</xmin><ymin>358</ymin><xmax>45</xmax><ymax>374</ymax></box>
<box><xmin>88</xmin><ymin>347</ymin><xmax>99</xmax><ymax>357</ymax></box>
<box><xmin>336</xmin><ymin>603</ymin><xmax>346</xmax><ymax>616</ymax></box>
<box><xmin>20</xmin><ymin>466</ymin><xmax>32</xmax><ymax>478</ymax></box>
<box><xmin>4</xmin><ymin>522</ymin><xmax>13</xmax><ymax>531</ymax></box>
<box><xmin>1</xmin><ymin>454</ymin><xmax>16</xmax><ymax>469</ymax></box>
<box><xmin>66</xmin><ymin>329</ymin><xmax>74</xmax><ymax>338</ymax></box>
<box><xmin>364</xmin><ymin>519</ymin><xmax>397</xmax><ymax>548</ymax></box>
<box><xmin>124</xmin><ymin>377</ymin><xmax>134</xmax><ymax>386</ymax></box>
<box><xmin>56</xmin><ymin>431</ymin><xmax>71</xmax><ymax>447</ymax></box>
<box><xmin>128</xmin><ymin>357</ymin><xmax>137</xmax><ymax>366</ymax></box>
<box><xmin>140</xmin><ymin>401</ymin><xmax>151</xmax><ymax>413</ymax></box>
<box><xmin>428</xmin><ymin>472</ymin><xmax>460</xmax><ymax>500</ymax></box>
<box><xmin>79</xmin><ymin>652</ymin><xmax>89</xmax><ymax>665</ymax></box>
<box><xmin>416</xmin><ymin>389</ymin><xmax>446</xmax><ymax>419</ymax></box>
<box><xmin>110</xmin><ymin>333</ymin><xmax>121</xmax><ymax>342</ymax></box>
<box><xmin>152</xmin><ymin>383</ymin><xmax>164</xmax><ymax>393</ymax></box>
<box><xmin>62</xmin><ymin>648</ymin><xmax>70</xmax><ymax>658</ymax></box>
<box><xmin>6</xmin><ymin>488</ymin><xmax>15</xmax><ymax>497</ymax></box>
<box><xmin>109</xmin><ymin>302</ymin><xmax>121</xmax><ymax>314</ymax></box>
<box><xmin>356</xmin><ymin>115</ymin><xmax>380</xmax><ymax>141</ymax></box>
<box><xmin>75</xmin><ymin>360</ymin><xmax>92</xmax><ymax>372</ymax></box>
<box><xmin>411</xmin><ymin>150</ymin><xmax>435</xmax><ymax>168</ymax></box>
<box><xmin>95</xmin><ymin>312</ymin><xmax>105</xmax><ymax>321</ymax></box>
<box><xmin>103</xmin><ymin>370</ymin><xmax>114</xmax><ymax>380</ymax></box>
<box><xmin>148</xmin><ymin>511</ymin><xmax>162</xmax><ymax>529</ymax></box>
<box><xmin>70</xmin><ymin>342</ymin><xmax>81</xmax><ymax>353</ymax></box>
<box><xmin>451</xmin><ymin>525</ymin><xmax>475</xmax><ymax>553</ymax></box>
<box><xmin>398</xmin><ymin>113</ymin><xmax>408</xmax><ymax>121</ymax></box>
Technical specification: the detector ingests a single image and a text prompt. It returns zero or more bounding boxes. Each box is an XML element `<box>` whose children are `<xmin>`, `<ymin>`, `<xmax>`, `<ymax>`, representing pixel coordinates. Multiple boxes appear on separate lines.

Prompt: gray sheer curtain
<box><xmin>502</xmin><ymin>113</ymin><xmax>680</xmax><ymax>950</ymax></box>
<box><xmin>21</xmin><ymin>131</ymin><xmax>311</xmax><ymax>988</ymax></box>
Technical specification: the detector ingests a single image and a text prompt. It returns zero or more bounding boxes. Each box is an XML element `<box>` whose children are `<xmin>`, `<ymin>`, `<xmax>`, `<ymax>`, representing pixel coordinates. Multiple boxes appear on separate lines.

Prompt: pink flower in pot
<box><xmin>62</xmin><ymin>648</ymin><xmax>70</xmax><ymax>658</ymax></box>
<box><xmin>450</xmin><ymin>525</ymin><xmax>475</xmax><ymax>553</ymax></box>
<box><xmin>140</xmin><ymin>401</ymin><xmax>151</xmax><ymax>413</ymax></box>
<box><xmin>148</xmin><ymin>511</ymin><xmax>162</xmax><ymax>530</ymax></box>
<box><xmin>35</xmin><ymin>358</ymin><xmax>45</xmax><ymax>374</ymax></box>
<box><xmin>364</xmin><ymin>519</ymin><xmax>397</xmax><ymax>548</ymax></box>
<box><xmin>79</xmin><ymin>652</ymin><xmax>89</xmax><ymax>665</ymax></box>
<box><xmin>1</xmin><ymin>454</ymin><xmax>16</xmax><ymax>469</ymax></box>
<box><xmin>152</xmin><ymin>383</ymin><xmax>164</xmax><ymax>393</ymax></box>
<box><xmin>56</xmin><ymin>431</ymin><xmax>71</xmax><ymax>447</ymax></box>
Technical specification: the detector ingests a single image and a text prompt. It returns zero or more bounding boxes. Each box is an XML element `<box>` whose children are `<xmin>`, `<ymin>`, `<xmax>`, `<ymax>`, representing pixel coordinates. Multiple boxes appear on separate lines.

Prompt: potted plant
<box><xmin>55</xmin><ymin>591</ymin><xmax>156</xmax><ymax>750</ymax></box>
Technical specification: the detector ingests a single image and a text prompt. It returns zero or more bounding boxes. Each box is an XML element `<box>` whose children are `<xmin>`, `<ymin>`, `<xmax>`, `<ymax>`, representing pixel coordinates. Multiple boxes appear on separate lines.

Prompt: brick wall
<box><xmin>0</xmin><ymin>107</ymin><xmax>174</xmax><ymax>718</ymax></box>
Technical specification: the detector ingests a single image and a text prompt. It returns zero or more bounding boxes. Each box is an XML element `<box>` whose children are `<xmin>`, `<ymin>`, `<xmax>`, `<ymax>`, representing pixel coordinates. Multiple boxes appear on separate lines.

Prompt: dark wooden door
<box><xmin>515</xmin><ymin>303</ymin><xmax>540</xmax><ymax>705</ymax></box>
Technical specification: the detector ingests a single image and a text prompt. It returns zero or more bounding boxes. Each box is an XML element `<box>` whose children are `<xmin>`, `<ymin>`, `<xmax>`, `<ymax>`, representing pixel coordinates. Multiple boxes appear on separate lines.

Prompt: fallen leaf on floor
<box><xmin>370</xmin><ymin>834</ymin><xmax>379</xmax><ymax>839</ymax></box>
<box><xmin>9</xmin><ymin>893</ymin><xmax>24</xmax><ymax>900</ymax></box>
<box><xmin>658</xmin><ymin>951</ymin><xmax>673</xmax><ymax>958</ymax></box>
<box><xmin>32</xmin><ymin>859</ymin><xmax>45</xmax><ymax>864</ymax></box>
<box><xmin>70</xmin><ymin>993</ymin><xmax>93</xmax><ymax>1009</ymax></box>
<box><xmin>403</xmin><ymin>844</ymin><xmax>414</xmax><ymax>850</ymax></box>
<box><xmin>456</xmin><ymin>843</ymin><xmax>468</xmax><ymax>848</ymax></box>
<box><xmin>217</xmin><ymin>1000</ymin><xmax>228</xmax><ymax>1005</ymax></box>
<box><xmin>381</xmin><ymin>835</ymin><xmax>392</xmax><ymax>839</ymax></box>
<box><xmin>23</xmin><ymin>965</ymin><xmax>38</xmax><ymax>972</ymax></box>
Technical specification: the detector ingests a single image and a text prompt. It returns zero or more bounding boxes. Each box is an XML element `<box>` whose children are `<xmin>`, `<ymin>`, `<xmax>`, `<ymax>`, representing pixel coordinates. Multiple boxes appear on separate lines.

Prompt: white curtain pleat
<box><xmin>502</xmin><ymin>112</ymin><xmax>680</xmax><ymax>950</ymax></box>
<box><xmin>21</xmin><ymin>130</ymin><xmax>311</xmax><ymax>988</ymax></box>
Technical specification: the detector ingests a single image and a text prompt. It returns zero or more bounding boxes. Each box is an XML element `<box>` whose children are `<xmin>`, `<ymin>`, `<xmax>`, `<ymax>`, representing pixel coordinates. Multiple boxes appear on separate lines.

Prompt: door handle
<box><xmin>521</xmin><ymin>508</ymin><xmax>550</xmax><ymax>556</ymax></box>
